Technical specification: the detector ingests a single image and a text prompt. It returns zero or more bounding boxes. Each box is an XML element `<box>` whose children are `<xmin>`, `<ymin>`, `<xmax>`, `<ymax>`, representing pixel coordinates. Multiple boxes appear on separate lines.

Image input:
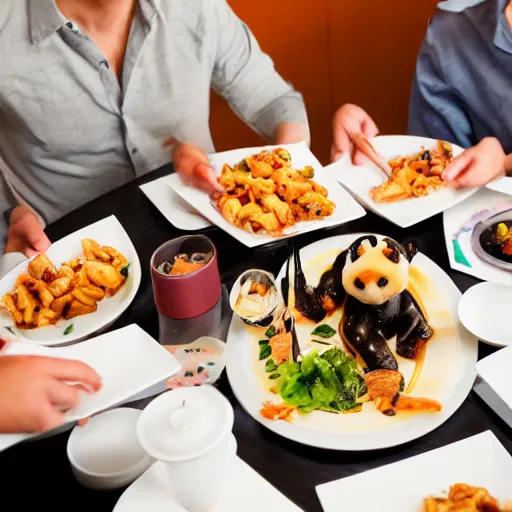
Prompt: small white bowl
<box><xmin>458</xmin><ymin>281</ymin><xmax>512</xmax><ymax>347</ymax></box>
<box><xmin>67</xmin><ymin>408</ymin><xmax>153</xmax><ymax>490</ymax></box>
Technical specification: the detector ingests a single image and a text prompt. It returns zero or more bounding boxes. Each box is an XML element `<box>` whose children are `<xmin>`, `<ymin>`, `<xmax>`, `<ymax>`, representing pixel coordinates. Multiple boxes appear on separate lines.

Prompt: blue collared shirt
<box><xmin>409</xmin><ymin>0</ymin><xmax>512</xmax><ymax>152</ymax></box>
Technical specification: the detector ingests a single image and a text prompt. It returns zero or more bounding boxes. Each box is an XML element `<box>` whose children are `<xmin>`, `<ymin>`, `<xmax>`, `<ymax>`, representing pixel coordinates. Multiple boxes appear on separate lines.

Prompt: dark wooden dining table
<box><xmin>0</xmin><ymin>164</ymin><xmax>510</xmax><ymax>512</ymax></box>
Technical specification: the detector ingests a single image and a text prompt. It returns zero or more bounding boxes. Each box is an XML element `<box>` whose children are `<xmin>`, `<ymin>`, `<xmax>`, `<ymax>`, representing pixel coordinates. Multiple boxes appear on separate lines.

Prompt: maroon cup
<box><xmin>150</xmin><ymin>236</ymin><xmax>222</xmax><ymax>320</ymax></box>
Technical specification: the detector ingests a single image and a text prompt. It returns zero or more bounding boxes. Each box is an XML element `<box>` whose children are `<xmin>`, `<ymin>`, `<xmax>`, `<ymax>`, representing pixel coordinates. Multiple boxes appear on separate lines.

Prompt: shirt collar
<box><xmin>494</xmin><ymin>0</ymin><xmax>512</xmax><ymax>54</ymax></box>
<box><xmin>29</xmin><ymin>0</ymin><xmax>66</xmax><ymax>44</ymax></box>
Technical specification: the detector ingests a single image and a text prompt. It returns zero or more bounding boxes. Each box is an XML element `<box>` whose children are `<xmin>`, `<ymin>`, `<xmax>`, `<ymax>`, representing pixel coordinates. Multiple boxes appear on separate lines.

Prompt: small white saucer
<box><xmin>67</xmin><ymin>408</ymin><xmax>153</xmax><ymax>490</ymax></box>
<box><xmin>458</xmin><ymin>282</ymin><xmax>512</xmax><ymax>347</ymax></box>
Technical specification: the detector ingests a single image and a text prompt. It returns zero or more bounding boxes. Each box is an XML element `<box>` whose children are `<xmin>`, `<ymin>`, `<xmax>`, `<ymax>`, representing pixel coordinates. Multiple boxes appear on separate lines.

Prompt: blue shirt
<box><xmin>409</xmin><ymin>0</ymin><xmax>512</xmax><ymax>153</ymax></box>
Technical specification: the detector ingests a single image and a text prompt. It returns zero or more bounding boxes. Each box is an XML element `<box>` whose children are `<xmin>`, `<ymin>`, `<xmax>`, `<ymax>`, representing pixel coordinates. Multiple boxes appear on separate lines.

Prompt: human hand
<box><xmin>0</xmin><ymin>355</ymin><xmax>102</xmax><ymax>434</ymax></box>
<box><xmin>165</xmin><ymin>140</ymin><xmax>223</xmax><ymax>193</ymax></box>
<box><xmin>5</xmin><ymin>205</ymin><xmax>51</xmax><ymax>258</ymax></box>
<box><xmin>443</xmin><ymin>137</ymin><xmax>506</xmax><ymax>189</ymax></box>
<box><xmin>331</xmin><ymin>104</ymin><xmax>379</xmax><ymax>164</ymax></box>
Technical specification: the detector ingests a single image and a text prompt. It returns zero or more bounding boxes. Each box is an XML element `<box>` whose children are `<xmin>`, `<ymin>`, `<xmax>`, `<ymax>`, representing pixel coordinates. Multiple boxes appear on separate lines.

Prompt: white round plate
<box><xmin>0</xmin><ymin>215</ymin><xmax>141</xmax><ymax>346</ymax></box>
<box><xmin>459</xmin><ymin>281</ymin><xmax>512</xmax><ymax>348</ymax></box>
<box><xmin>337</xmin><ymin>135</ymin><xmax>477</xmax><ymax>228</ymax></box>
<box><xmin>226</xmin><ymin>233</ymin><xmax>478</xmax><ymax>451</ymax></box>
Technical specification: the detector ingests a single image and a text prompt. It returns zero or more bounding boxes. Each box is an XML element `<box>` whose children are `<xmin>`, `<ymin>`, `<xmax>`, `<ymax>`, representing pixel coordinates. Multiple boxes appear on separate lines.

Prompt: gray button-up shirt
<box><xmin>0</xmin><ymin>0</ymin><xmax>308</xmax><ymax>250</ymax></box>
<box><xmin>409</xmin><ymin>0</ymin><xmax>512</xmax><ymax>152</ymax></box>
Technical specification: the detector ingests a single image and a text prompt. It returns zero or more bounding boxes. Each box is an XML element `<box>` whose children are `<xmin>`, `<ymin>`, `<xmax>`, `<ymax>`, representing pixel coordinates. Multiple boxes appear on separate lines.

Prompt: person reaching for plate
<box><xmin>0</xmin><ymin>355</ymin><xmax>101</xmax><ymax>434</ymax></box>
<box><xmin>331</xmin><ymin>0</ymin><xmax>511</xmax><ymax>190</ymax></box>
<box><xmin>0</xmin><ymin>0</ymin><xmax>309</xmax><ymax>257</ymax></box>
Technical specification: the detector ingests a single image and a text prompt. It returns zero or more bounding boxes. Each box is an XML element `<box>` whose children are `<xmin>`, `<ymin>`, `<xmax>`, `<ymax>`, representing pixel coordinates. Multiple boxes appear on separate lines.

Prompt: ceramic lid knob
<box><xmin>137</xmin><ymin>386</ymin><xmax>234</xmax><ymax>462</ymax></box>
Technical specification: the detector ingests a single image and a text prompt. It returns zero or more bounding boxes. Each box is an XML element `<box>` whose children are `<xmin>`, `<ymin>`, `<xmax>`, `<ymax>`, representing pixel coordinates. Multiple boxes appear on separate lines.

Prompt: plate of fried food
<box><xmin>169</xmin><ymin>142</ymin><xmax>366</xmax><ymax>248</ymax></box>
<box><xmin>0</xmin><ymin>216</ymin><xmax>141</xmax><ymax>346</ymax></box>
<box><xmin>316</xmin><ymin>431</ymin><xmax>512</xmax><ymax>512</ymax></box>
<box><xmin>336</xmin><ymin>136</ymin><xmax>478</xmax><ymax>228</ymax></box>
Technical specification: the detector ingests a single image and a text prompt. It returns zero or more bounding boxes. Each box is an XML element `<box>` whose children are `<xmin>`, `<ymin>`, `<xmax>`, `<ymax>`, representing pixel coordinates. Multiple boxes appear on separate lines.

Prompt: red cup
<box><xmin>150</xmin><ymin>236</ymin><xmax>222</xmax><ymax>320</ymax></box>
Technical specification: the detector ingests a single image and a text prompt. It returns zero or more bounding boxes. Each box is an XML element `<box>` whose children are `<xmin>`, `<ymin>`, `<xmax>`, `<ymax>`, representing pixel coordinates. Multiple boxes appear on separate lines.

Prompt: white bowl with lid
<box><xmin>67</xmin><ymin>408</ymin><xmax>154</xmax><ymax>490</ymax></box>
<box><xmin>137</xmin><ymin>386</ymin><xmax>237</xmax><ymax>512</ymax></box>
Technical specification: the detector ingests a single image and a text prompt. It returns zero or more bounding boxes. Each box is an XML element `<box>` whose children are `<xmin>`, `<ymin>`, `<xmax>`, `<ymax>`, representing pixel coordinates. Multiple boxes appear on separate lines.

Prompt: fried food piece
<box><xmin>364</xmin><ymin>370</ymin><xmax>402</xmax><ymax>416</ymax></box>
<box><xmin>47</xmin><ymin>276</ymin><xmax>72</xmax><ymax>298</ymax></box>
<box><xmin>72</xmin><ymin>288</ymin><xmax>98</xmax><ymax>307</ymax></box>
<box><xmin>221</xmin><ymin>197</ymin><xmax>242</xmax><ymax>224</ymax></box>
<box><xmin>23</xmin><ymin>278</ymin><xmax>54</xmax><ymax>308</ymax></box>
<box><xmin>260</xmin><ymin>193</ymin><xmax>294</xmax><ymax>226</ymax></box>
<box><xmin>82</xmin><ymin>238</ymin><xmax>110</xmax><ymax>262</ymax></box>
<box><xmin>1</xmin><ymin>295</ymin><xmax>22</xmax><ymax>325</ymax></box>
<box><xmin>247</xmin><ymin>160</ymin><xmax>274</xmax><ymax>179</ymax></box>
<box><xmin>28</xmin><ymin>254</ymin><xmax>55</xmax><ymax>280</ymax></box>
<box><xmin>83</xmin><ymin>261</ymin><xmax>125</xmax><ymax>289</ymax></box>
<box><xmin>297</xmin><ymin>191</ymin><xmax>335</xmax><ymax>219</ymax></box>
<box><xmin>15</xmin><ymin>284</ymin><xmax>38</xmax><ymax>325</ymax></box>
<box><xmin>51</xmin><ymin>293</ymin><xmax>73</xmax><ymax>317</ymax></box>
<box><xmin>102</xmin><ymin>246</ymin><xmax>129</xmax><ymax>270</ymax></box>
<box><xmin>35</xmin><ymin>308</ymin><xmax>57</xmax><ymax>327</ymax></box>
<box><xmin>65</xmin><ymin>299</ymin><xmax>97</xmax><ymax>320</ymax></box>
<box><xmin>423</xmin><ymin>483</ymin><xmax>505</xmax><ymax>512</ymax></box>
<box><xmin>219</xmin><ymin>165</ymin><xmax>236</xmax><ymax>190</ymax></box>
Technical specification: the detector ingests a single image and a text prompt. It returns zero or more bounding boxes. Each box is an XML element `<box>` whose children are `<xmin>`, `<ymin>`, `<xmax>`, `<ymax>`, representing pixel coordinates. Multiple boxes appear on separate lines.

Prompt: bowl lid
<box><xmin>137</xmin><ymin>386</ymin><xmax>234</xmax><ymax>462</ymax></box>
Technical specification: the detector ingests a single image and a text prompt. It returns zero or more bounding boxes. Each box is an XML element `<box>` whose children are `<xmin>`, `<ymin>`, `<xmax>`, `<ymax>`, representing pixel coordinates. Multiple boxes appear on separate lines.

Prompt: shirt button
<box><xmin>131</xmin><ymin>148</ymin><xmax>138</xmax><ymax>155</ymax></box>
<box><xmin>66</xmin><ymin>22</ymin><xmax>73</xmax><ymax>29</ymax></box>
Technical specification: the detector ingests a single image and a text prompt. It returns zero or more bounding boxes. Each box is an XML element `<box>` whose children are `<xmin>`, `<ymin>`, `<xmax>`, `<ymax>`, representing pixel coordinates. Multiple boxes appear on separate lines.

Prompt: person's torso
<box><xmin>0</xmin><ymin>0</ymin><xmax>217</xmax><ymax>223</ymax></box>
<box><xmin>433</xmin><ymin>0</ymin><xmax>512</xmax><ymax>152</ymax></box>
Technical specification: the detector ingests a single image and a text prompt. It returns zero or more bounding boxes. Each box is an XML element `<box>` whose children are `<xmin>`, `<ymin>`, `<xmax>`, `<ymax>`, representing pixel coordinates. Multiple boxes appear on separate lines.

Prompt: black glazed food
<box><xmin>479</xmin><ymin>221</ymin><xmax>512</xmax><ymax>264</ymax></box>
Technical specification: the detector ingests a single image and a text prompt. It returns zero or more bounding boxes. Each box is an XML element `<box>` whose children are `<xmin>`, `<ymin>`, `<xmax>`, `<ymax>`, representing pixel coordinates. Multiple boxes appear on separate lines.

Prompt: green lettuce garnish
<box><xmin>275</xmin><ymin>347</ymin><xmax>366</xmax><ymax>414</ymax></box>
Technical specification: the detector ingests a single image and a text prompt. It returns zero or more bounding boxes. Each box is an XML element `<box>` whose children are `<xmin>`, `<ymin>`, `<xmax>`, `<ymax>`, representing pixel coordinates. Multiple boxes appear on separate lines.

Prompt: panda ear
<box><xmin>349</xmin><ymin>235</ymin><xmax>378</xmax><ymax>262</ymax></box>
<box><xmin>382</xmin><ymin>238</ymin><xmax>418</xmax><ymax>263</ymax></box>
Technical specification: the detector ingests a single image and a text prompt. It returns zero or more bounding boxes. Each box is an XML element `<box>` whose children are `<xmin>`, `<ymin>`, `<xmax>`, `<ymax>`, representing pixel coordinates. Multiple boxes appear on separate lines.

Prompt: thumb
<box><xmin>194</xmin><ymin>164</ymin><xmax>223</xmax><ymax>192</ymax></box>
<box><xmin>30</xmin><ymin>231</ymin><xmax>51</xmax><ymax>253</ymax></box>
<box><xmin>443</xmin><ymin>150</ymin><xmax>473</xmax><ymax>182</ymax></box>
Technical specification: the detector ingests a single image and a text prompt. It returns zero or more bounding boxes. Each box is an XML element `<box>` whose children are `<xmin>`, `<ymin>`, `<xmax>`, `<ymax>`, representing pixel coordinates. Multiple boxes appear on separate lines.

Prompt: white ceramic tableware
<box><xmin>226</xmin><ymin>233</ymin><xmax>478</xmax><ymax>451</ymax></box>
<box><xmin>476</xmin><ymin>345</ymin><xmax>512</xmax><ymax>410</ymax></box>
<box><xmin>316</xmin><ymin>431</ymin><xmax>512</xmax><ymax>512</ymax></box>
<box><xmin>487</xmin><ymin>176</ymin><xmax>512</xmax><ymax>196</ymax></box>
<box><xmin>458</xmin><ymin>281</ymin><xmax>512</xmax><ymax>347</ymax></box>
<box><xmin>113</xmin><ymin>457</ymin><xmax>303</xmax><ymax>512</ymax></box>
<box><xmin>67</xmin><ymin>408</ymin><xmax>153</xmax><ymax>490</ymax></box>
<box><xmin>169</xmin><ymin>142</ymin><xmax>366</xmax><ymax>248</ymax></box>
<box><xmin>0</xmin><ymin>324</ymin><xmax>181</xmax><ymax>453</ymax></box>
<box><xmin>336</xmin><ymin>135</ymin><xmax>477</xmax><ymax>228</ymax></box>
<box><xmin>140</xmin><ymin>174</ymin><xmax>211</xmax><ymax>231</ymax></box>
<box><xmin>0</xmin><ymin>215</ymin><xmax>142</xmax><ymax>346</ymax></box>
<box><xmin>137</xmin><ymin>386</ymin><xmax>236</xmax><ymax>512</ymax></box>
<box><xmin>442</xmin><ymin>188</ymin><xmax>512</xmax><ymax>285</ymax></box>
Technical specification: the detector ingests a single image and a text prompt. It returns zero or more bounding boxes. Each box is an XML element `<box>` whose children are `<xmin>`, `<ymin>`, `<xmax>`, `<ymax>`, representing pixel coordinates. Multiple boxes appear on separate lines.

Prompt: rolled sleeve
<box><xmin>408</xmin><ymin>23</ymin><xmax>474</xmax><ymax>148</ymax></box>
<box><xmin>210</xmin><ymin>0</ymin><xmax>309</xmax><ymax>140</ymax></box>
<box><xmin>0</xmin><ymin>170</ymin><xmax>17</xmax><ymax>254</ymax></box>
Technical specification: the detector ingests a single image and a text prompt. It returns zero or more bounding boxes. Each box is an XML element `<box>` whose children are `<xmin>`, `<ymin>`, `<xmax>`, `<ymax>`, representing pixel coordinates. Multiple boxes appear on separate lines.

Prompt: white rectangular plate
<box><xmin>0</xmin><ymin>324</ymin><xmax>181</xmax><ymax>452</ymax></box>
<box><xmin>488</xmin><ymin>176</ymin><xmax>512</xmax><ymax>196</ymax></box>
<box><xmin>169</xmin><ymin>142</ymin><xmax>366</xmax><ymax>248</ymax></box>
<box><xmin>114</xmin><ymin>457</ymin><xmax>303</xmax><ymax>512</ymax></box>
<box><xmin>476</xmin><ymin>346</ymin><xmax>512</xmax><ymax>410</ymax></box>
<box><xmin>0</xmin><ymin>216</ymin><xmax>141</xmax><ymax>346</ymax></box>
<box><xmin>140</xmin><ymin>175</ymin><xmax>212</xmax><ymax>231</ymax></box>
<box><xmin>316</xmin><ymin>431</ymin><xmax>512</xmax><ymax>512</ymax></box>
<box><xmin>336</xmin><ymin>135</ymin><xmax>477</xmax><ymax>228</ymax></box>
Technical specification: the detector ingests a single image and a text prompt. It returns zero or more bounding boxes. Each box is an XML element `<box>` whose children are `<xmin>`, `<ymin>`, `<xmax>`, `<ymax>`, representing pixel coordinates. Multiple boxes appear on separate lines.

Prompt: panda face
<box><xmin>342</xmin><ymin>239</ymin><xmax>409</xmax><ymax>305</ymax></box>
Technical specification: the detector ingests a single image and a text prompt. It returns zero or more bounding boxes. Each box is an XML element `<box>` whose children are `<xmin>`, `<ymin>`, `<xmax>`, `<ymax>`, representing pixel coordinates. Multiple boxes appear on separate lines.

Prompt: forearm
<box><xmin>273</xmin><ymin>122</ymin><xmax>310</xmax><ymax>146</ymax></box>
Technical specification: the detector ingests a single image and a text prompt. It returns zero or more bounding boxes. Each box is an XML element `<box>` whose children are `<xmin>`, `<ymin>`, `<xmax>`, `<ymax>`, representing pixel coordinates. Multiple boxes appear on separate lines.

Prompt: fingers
<box><xmin>193</xmin><ymin>164</ymin><xmax>224</xmax><ymax>193</ymax></box>
<box><xmin>78</xmin><ymin>417</ymin><xmax>90</xmax><ymax>427</ymax></box>
<box><xmin>332</xmin><ymin>119</ymin><xmax>352</xmax><ymax>163</ymax></box>
<box><xmin>361</xmin><ymin>118</ymin><xmax>379</xmax><ymax>139</ymax></box>
<box><xmin>353</xmin><ymin>149</ymin><xmax>369</xmax><ymax>166</ymax></box>
<box><xmin>33</xmin><ymin>403</ymin><xmax>65</xmax><ymax>433</ymax></box>
<box><xmin>443</xmin><ymin>151</ymin><xmax>472</xmax><ymax>183</ymax></box>
<box><xmin>47</xmin><ymin>380</ymin><xmax>80</xmax><ymax>411</ymax></box>
<box><xmin>47</xmin><ymin>358</ymin><xmax>102</xmax><ymax>392</ymax></box>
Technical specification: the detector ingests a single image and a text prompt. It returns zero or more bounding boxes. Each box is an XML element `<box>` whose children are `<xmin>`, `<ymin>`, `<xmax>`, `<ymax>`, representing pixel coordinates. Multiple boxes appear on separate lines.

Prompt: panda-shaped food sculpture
<box><xmin>293</xmin><ymin>235</ymin><xmax>438</xmax><ymax>415</ymax></box>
